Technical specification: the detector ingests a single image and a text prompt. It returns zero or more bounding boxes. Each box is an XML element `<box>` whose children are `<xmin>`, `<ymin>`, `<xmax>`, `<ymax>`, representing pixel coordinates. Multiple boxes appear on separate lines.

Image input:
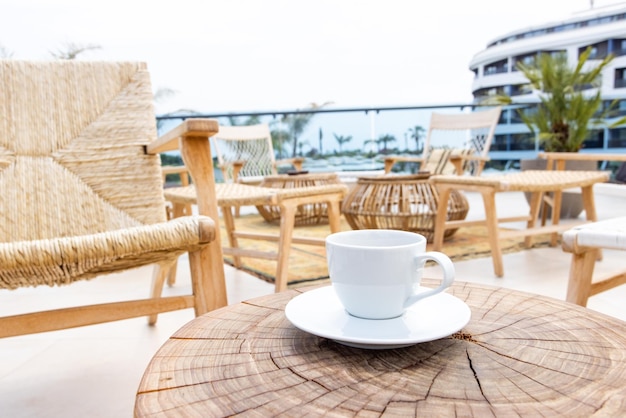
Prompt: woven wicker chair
<box><xmin>384</xmin><ymin>107</ymin><xmax>502</xmax><ymax>176</ymax></box>
<box><xmin>0</xmin><ymin>60</ymin><xmax>227</xmax><ymax>338</ymax></box>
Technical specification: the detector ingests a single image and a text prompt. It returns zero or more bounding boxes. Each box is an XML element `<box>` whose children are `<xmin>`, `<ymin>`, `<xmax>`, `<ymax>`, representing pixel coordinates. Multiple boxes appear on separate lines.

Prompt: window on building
<box><xmin>498</xmin><ymin>110</ymin><xmax>509</xmax><ymax>125</ymax></box>
<box><xmin>510</xmin><ymin>105</ymin><xmax>537</xmax><ymax>124</ymax></box>
<box><xmin>612</xmin><ymin>39</ymin><xmax>626</xmax><ymax>57</ymax></box>
<box><xmin>484</xmin><ymin>59</ymin><xmax>508</xmax><ymax>76</ymax></box>
<box><xmin>608</xmin><ymin>127</ymin><xmax>626</xmax><ymax>148</ymax></box>
<box><xmin>510</xmin><ymin>84</ymin><xmax>532</xmax><ymax>96</ymax></box>
<box><xmin>491</xmin><ymin>134</ymin><xmax>508</xmax><ymax>151</ymax></box>
<box><xmin>510</xmin><ymin>133</ymin><xmax>535</xmax><ymax>150</ymax></box>
<box><xmin>553</xmin><ymin>23</ymin><xmax>577</xmax><ymax>32</ymax></box>
<box><xmin>585</xmin><ymin>129</ymin><xmax>605</xmax><ymax>149</ymax></box>
<box><xmin>512</xmin><ymin>53</ymin><xmax>536</xmax><ymax>70</ymax></box>
<box><xmin>579</xmin><ymin>41</ymin><xmax>609</xmax><ymax>59</ymax></box>
<box><xmin>473</xmin><ymin>86</ymin><xmax>506</xmax><ymax>99</ymax></box>
<box><xmin>611</xmin><ymin>99</ymin><xmax>626</xmax><ymax>116</ymax></box>
<box><xmin>615</xmin><ymin>68</ymin><xmax>626</xmax><ymax>89</ymax></box>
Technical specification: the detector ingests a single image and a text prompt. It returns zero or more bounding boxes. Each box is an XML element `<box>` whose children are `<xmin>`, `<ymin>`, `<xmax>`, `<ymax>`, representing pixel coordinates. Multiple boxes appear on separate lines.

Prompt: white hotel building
<box><xmin>469</xmin><ymin>3</ymin><xmax>626</xmax><ymax>163</ymax></box>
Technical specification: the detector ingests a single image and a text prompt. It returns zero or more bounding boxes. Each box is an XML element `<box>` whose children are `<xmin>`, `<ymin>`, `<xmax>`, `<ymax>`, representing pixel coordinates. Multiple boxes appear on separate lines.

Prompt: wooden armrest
<box><xmin>147</xmin><ymin>119</ymin><xmax>219</xmax><ymax>154</ymax></box>
<box><xmin>383</xmin><ymin>155</ymin><xmax>426</xmax><ymax>173</ymax></box>
<box><xmin>275</xmin><ymin>157</ymin><xmax>305</xmax><ymax>171</ymax></box>
<box><xmin>448</xmin><ymin>153</ymin><xmax>489</xmax><ymax>176</ymax></box>
<box><xmin>147</xmin><ymin>118</ymin><xmax>219</xmax><ymax>213</ymax></box>
<box><xmin>230</xmin><ymin>161</ymin><xmax>245</xmax><ymax>182</ymax></box>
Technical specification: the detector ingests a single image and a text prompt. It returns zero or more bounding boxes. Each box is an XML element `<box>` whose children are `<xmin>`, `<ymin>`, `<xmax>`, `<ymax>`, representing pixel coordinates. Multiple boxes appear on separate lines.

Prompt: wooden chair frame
<box><xmin>384</xmin><ymin>107</ymin><xmax>501</xmax><ymax>176</ymax></box>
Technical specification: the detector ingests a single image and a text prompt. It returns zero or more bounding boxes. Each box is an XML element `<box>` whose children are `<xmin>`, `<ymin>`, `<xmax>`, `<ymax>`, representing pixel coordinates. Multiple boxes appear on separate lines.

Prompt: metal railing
<box><xmin>156</xmin><ymin>102</ymin><xmax>626</xmax><ymax>167</ymax></box>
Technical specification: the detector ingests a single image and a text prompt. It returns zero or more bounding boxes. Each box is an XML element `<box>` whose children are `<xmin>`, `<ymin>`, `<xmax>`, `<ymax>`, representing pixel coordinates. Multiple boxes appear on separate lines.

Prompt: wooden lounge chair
<box><xmin>384</xmin><ymin>107</ymin><xmax>501</xmax><ymax>176</ymax></box>
<box><xmin>0</xmin><ymin>60</ymin><xmax>226</xmax><ymax>338</ymax></box>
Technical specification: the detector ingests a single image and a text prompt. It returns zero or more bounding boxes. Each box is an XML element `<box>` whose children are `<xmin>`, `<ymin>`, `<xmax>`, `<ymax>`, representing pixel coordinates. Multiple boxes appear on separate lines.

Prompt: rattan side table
<box><xmin>257</xmin><ymin>172</ymin><xmax>341</xmax><ymax>225</ymax></box>
<box><xmin>341</xmin><ymin>173</ymin><xmax>469</xmax><ymax>242</ymax></box>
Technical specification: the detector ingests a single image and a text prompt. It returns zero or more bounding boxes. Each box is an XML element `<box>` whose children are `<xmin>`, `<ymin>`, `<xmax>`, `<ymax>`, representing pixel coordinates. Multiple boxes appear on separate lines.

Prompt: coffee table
<box><xmin>341</xmin><ymin>173</ymin><xmax>469</xmax><ymax>242</ymax></box>
<box><xmin>135</xmin><ymin>280</ymin><xmax>626</xmax><ymax>417</ymax></box>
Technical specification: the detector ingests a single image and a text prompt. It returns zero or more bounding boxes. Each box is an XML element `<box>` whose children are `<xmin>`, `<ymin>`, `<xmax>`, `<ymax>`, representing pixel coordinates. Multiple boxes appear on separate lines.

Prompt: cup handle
<box><xmin>403</xmin><ymin>251</ymin><xmax>455</xmax><ymax>308</ymax></box>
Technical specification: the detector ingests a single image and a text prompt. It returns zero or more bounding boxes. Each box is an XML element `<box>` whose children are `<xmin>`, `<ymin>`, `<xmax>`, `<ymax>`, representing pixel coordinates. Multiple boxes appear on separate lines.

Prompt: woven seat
<box><xmin>0</xmin><ymin>61</ymin><xmax>226</xmax><ymax>338</ymax></box>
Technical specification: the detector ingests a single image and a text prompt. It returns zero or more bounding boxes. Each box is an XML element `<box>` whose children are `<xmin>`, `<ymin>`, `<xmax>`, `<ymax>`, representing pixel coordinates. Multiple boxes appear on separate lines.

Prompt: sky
<box><xmin>0</xmin><ymin>0</ymin><xmax>621</xmax><ymax>153</ymax></box>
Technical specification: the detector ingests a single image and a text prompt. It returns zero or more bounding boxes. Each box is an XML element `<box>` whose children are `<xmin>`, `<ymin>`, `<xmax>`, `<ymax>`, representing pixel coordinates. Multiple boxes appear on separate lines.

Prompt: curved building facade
<box><xmin>469</xmin><ymin>3</ymin><xmax>626</xmax><ymax>162</ymax></box>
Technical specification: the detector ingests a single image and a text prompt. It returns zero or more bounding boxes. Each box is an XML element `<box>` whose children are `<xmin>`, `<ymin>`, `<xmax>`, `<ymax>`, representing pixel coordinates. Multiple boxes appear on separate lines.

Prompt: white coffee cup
<box><xmin>325</xmin><ymin>229</ymin><xmax>455</xmax><ymax>320</ymax></box>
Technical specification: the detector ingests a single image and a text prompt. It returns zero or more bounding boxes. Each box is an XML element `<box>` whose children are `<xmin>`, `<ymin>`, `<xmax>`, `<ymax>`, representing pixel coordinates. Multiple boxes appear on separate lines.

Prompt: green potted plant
<box><xmin>513</xmin><ymin>47</ymin><xmax>624</xmax><ymax>152</ymax></box>
<box><xmin>497</xmin><ymin>47</ymin><xmax>626</xmax><ymax>217</ymax></box>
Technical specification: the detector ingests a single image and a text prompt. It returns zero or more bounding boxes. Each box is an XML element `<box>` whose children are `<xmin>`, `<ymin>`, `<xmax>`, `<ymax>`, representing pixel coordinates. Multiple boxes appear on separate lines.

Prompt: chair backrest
<box><xmin>0</xmin><ymin>60</ymin><xmax>166</xmax><ymax>243</ymax></box>
<box><xmin>212</xmin><ymin>124</ymin><xmax>276</xmax><ymax>181</ymax></box>
<box><xmin>424</xmin><ymin>107</ymin><xmax>501</xmax><ymax>175</ymax></box>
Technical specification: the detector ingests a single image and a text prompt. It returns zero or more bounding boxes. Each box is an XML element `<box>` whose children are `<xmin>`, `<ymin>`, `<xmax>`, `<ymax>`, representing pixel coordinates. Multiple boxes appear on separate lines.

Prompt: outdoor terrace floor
<box><xmin>1</xmin><ymin>183</ymin><xmax>625</xmax><ymax>417</ymax></box>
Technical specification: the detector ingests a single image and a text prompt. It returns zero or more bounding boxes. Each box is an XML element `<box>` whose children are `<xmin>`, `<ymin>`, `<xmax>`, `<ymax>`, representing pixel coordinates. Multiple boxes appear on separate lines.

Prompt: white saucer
<box><xmin>285</xmin><ymin>286</ymin><xmax>471</xmax><ymax>349</ymax></box>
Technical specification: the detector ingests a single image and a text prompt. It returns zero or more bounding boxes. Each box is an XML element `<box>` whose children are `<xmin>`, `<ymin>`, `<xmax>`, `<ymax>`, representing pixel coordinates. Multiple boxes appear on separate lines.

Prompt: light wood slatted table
<box><xmin>135</xmin><ymin>281</ymin><xmax>626</xmax><ymax>417</ymax></box>
<box><xmin>430</xmin><ymin>170</ymin><xmax>610</xmax><ymax>277</ymax></box>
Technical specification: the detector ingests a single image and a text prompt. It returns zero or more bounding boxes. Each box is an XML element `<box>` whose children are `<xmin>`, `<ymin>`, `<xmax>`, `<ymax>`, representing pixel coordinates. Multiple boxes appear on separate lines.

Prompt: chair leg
<box><xmin>326</xmin><ymin>199</ymin><xmax>342</xmax><ymax>233</ymax></box>
<box><xmin>549</xmin><ymin>190</ymin><xmax>563</xmax><ymax>247</ymax></box>
<box><xmin>566</xmin><ymin>249</ymin><xmax>597</xmax><ymax>307</ymax></box>
<box><xmin>148</xmin><ymin>260</ymin><xmax>175</xmax><ymax>325</ymax></box>
<box><xmin>581</xmin><ymin>185</ymin><xmax>603</xmax><ymax>261</ymax></box>
<box><xmin>189</xmin><ymin>243</ymin><xmax>228</xmax><ymax>314</ymax></box>
<box><xmin>221</xmin><ymin>205</ymin><xmax>242</xmax><ymax>268</ymax></box>
<box><xmin>432</xmin><ymin>186</ymin><xmax>452</xmax><ymax>251</ymax></box>
<box><xmin>165</xmin><ymin>202</ymin><xmax>187</xmax><ymax>287</ymax></box>
<box><xmin>166</xmin><ymin>262</ymin><xmax>178</xmax><ymax>287</ymax></box>
<box><xmin>274</xmin><ymin>203</ymin><xmax>298</xmax><ymax>293</ymax></box>
<box><xmin>525</xmin><ymin>191</ymin><xmax>543</xmax><ymax>248</ymax></box>
<box><xmin>480</xmin><ymin>188</ymin><xmax>504</xmax><ymax>278</ymax></box>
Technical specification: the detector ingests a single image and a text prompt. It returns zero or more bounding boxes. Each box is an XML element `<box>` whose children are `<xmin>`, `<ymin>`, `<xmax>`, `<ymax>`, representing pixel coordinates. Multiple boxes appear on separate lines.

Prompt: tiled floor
<box><xmin>1</xmin><ymin>184</ymin><xmax>625</xmax><ymax>417</ymax></box>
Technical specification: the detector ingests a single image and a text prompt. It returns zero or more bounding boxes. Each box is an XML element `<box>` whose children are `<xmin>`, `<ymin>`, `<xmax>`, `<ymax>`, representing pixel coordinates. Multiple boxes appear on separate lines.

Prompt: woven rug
<box><xmin>220</xmin><ymin>213</ymin><xmax>553</xmax><ymax>288</ymax></box>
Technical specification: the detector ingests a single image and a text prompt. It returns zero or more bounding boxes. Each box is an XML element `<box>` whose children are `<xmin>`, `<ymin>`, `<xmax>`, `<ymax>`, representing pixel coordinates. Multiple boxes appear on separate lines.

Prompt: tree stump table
<box><xmin>135</xmin><ymin>280</ymin><xmax>626</xmax><ymax>417</ymax></box>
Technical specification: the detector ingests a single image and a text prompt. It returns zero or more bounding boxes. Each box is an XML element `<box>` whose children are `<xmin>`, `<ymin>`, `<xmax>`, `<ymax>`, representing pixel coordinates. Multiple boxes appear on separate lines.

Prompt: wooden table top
<box><xmin>135</xmin><ymin>280</ymin><xmax>626</xmax><ymax>417</ymax></box>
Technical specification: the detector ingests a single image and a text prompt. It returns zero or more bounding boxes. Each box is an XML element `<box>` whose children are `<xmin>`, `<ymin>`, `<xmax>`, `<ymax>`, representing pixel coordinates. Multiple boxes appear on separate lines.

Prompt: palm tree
<box><xmin>407</xmin><ymin>125</ymin><xmax>425</xmax><ymax>153</ymax></box>
<box><xmin>282</xmin><ymin>101</ymin><xmax>333</xmax><ymax>158</ymax></box>
<box><xmin>364</xmin><ymin>138</ymin><xmax>378</xmax><ymax>153</ymax></box>
<box><xmin>333</xmin><ymin>133</ymin><xmax>352</xmax><ymax>154</ymax></box>
<box><xmin>376</xmin><ymin>134</ymin><xmax>397</xmax><ymax>154</ymax></box>
<box><xmin>269</xmin><ymin>121</ymin><xmax>290</xmax><ymax>159</ymax></box>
